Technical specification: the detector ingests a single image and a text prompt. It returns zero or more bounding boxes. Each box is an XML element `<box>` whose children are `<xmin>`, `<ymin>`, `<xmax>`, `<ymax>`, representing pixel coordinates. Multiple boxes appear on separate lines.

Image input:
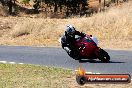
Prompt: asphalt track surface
<box><xmin>0</xmin><ymin>46</ymin><xmax>132</xmax><ymax>76</ymax></box>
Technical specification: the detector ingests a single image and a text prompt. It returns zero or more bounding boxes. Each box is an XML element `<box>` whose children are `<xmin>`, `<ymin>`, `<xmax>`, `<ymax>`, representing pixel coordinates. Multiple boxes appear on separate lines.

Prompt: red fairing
<box><xmin>75</xmin><ymin>34</ymin><xmax>99</xmax><ymax>57</ymax></box>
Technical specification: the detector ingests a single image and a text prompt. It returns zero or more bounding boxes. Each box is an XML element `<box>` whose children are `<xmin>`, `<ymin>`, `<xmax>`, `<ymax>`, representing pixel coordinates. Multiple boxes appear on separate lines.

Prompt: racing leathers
<box><xmin>61</xmin><ymin>31</ymin><xmax>85</xmax><ymax>59</ymax></box>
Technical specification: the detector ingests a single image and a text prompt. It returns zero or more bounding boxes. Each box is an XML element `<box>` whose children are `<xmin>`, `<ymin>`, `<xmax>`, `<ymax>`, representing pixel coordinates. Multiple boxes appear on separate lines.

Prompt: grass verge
<box><xmin>0</xmin><ymin>63</ymin><xmax>72</xmax><ymax>88</ymax></box>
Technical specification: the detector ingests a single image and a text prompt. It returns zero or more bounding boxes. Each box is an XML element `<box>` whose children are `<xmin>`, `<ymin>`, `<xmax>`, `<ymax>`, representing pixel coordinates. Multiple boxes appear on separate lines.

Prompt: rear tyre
<box><xmin>97</xmin><ymin>49</ymin><xmax>110</xmax><ymax>63</ymax></box>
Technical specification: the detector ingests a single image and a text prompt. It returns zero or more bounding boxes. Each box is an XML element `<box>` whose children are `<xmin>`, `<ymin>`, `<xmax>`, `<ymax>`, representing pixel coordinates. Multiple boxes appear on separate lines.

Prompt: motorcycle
<box><xmin>59</xmin><ymin>34</ymin><xmax>110</xmax><ymax>63</ymax></box>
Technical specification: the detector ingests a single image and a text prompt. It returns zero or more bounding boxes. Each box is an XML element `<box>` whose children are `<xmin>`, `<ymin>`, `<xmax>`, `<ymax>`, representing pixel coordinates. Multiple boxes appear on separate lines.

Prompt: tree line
<box><xmin>0</xmin><ymin>0</ymin><xmax>129</xmax><ymax>17</ymax></box>
<box><xmin>0</xmin><ymin>0</ymin><xmax>88</xmax><ymax>16</ymax></box>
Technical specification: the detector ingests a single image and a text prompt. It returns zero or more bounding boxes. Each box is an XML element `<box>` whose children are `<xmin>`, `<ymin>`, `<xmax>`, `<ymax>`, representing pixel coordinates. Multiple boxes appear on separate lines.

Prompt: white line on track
<box><xmin>0</xmin><ymin>61</ymin><xmax>24</xmax><ymax>65</ymax></box>
<box><xmin>0</xmin><ymin>61</ymin><xmax>7</xmax><ymax>63</ymax></box>
<box><xmin>18</xmin><ymin>63</ymin><xmax>24</xmax><ymax>64</ymax></box>
<box><xmin>8</xmin><ymin>62</ymin><xmax>16</xmax><ymax>64</ymax></box>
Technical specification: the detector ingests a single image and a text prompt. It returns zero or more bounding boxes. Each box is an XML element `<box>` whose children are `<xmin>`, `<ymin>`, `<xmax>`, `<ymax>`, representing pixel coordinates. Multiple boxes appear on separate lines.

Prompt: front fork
<box><xmin>94</xmin><ymin>47</ymin><xmax>102</xmax><ymax>58</ymax></box>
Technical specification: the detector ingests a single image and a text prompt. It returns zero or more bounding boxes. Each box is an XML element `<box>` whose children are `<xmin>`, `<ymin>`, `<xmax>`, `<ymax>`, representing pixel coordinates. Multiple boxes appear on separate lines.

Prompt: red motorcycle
<box><xmin>74</xmin><ymin>34</ymin><xmax>110</xmax><ymax>62</ymax></box>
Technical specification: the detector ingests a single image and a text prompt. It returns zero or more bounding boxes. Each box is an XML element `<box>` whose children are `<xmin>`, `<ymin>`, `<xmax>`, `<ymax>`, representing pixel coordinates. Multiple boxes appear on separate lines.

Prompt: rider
<box><xmin>61</xmin><ymin>25</ymin><xmax>86</xmax><ymax>59</ymax></box>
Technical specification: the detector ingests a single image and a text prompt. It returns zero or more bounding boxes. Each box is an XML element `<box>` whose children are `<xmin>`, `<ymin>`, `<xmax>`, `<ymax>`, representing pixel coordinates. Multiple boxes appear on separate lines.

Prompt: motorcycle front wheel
<box><xmin>97</xmin><ymin>49</ymin><xmax>110</xmax><ymax>63</ymax></box>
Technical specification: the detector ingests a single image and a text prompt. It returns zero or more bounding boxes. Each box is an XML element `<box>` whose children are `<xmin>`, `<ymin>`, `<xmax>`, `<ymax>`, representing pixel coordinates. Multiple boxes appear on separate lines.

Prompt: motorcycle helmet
<box><xmin>66</xmin><ymin>25</ymin><xmax>76</xmax><ymax>35</ymax></box>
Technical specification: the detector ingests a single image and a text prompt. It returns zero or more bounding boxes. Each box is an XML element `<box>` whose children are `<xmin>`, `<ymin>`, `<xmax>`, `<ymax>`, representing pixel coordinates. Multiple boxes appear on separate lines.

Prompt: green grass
<box><xmin>0</xmin><ymin>64</ymin><xmax>72</xmax><ymax>88</ymax></box>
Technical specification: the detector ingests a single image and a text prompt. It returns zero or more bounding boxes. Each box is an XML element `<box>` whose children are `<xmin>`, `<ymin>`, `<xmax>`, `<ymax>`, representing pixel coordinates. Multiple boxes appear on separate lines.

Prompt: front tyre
<box><xmin>97</xmin><ymin>49</ymin><xmax>110</xmax><ymax>63</ymax></box>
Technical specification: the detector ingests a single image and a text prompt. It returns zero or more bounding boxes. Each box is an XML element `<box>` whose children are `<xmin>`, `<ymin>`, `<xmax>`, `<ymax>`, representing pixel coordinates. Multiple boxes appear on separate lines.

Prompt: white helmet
<box><xmin>66</xmin><ymin>25</ymin><xmax>75</xmax><ymax>35</ymax></box>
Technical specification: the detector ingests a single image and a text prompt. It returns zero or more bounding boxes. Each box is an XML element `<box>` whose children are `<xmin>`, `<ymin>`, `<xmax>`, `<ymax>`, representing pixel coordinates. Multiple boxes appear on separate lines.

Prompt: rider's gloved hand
<box><xmin>80</xmin><ymin>32</ymin><xmax>86</xmax><ymax>37</ymax></box>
